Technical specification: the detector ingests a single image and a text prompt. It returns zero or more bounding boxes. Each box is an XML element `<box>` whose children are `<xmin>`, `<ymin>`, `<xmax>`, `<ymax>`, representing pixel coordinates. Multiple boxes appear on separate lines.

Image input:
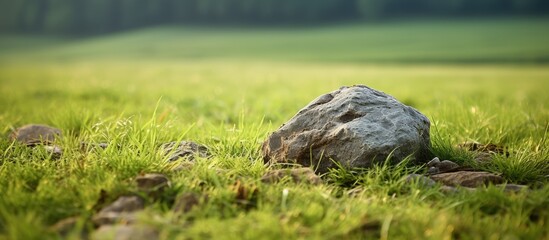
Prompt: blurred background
<box><xmin>1</xmin><ymin>0</ymin><xmax>549</xmax><ymax>64</ymax></box>
<box><xmin>1</xmin><ymin>0</ymin><xmax>548</xmax><ymax>35</ymax></box>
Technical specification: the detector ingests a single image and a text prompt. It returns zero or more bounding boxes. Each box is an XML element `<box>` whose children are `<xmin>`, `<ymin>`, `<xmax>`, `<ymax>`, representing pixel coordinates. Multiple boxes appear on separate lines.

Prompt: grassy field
<box><xmin>0</xmin><ymin>18</ymin><xmax>548</xmax><ymax>239</ymax></box>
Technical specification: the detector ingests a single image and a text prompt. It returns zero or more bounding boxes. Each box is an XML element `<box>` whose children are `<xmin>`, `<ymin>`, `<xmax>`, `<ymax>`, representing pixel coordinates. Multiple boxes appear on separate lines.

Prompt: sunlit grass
<box><xmin>0</xmin><ymin>18</ymin><xmax>548</xmax><ymax>239</ymax></box>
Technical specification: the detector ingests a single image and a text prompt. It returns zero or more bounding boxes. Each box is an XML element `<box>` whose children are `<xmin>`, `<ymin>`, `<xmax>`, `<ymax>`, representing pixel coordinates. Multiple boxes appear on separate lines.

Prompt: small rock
<box><xmin>136</xmin><ymin>173</ymin><xmax>171</xmax><ymax>192</ymax></box>
<box><xmin>261</xmin><ymin>168</ymin><xmax>322</xmax><ymax>185</ymax></box>
<box><xmin>172</xmin><ymin>193</ymin><xmax>203</xmax><ymax>214</ymax></box>
<box><xmin>430</xmin><ymin>171</ymin><xmax>504</xmax><ymax>188</ymax></box>
<box><xmin>161</xmin><ymin>141</ymin><xmax>210</xmax><ymax>162</ymax></box>
<box><xmin>497</xmin><ymin>184</ymin><xmax>528</xmax><ymax>193</ymax></box>
<box><xmin>10</xmin><ymin>124</ymin><xmax>62</xmax><ymax>146</ymax></box>
<box><xmin>92</xmin><ymin>196</ymin><xmax>145</xmax><ymax>226</ymax></box>
<box><xmin>437</xmin><ymin>160</ymin><xmax>460</xmax><ymax>172</ymax></box>
<box><xmin>44</xmin><ymin>145</ymin><xmax>63</xmax><ymax>159</ymax></box>
<box><xmin>427</xmin><ymin>167</ymin><xmax>439</xmax><ymax>175</ymax></box>
<box><xmin>99</xmin><ymin>196</ymin><xmax>145</xmax><ymax>213</ymax></box>
<box><xmin>402</xmin><ymin>174</ymin><xmax>436</xmax><ymax>188</ymax></box>
<box><xmin>92</xmin><ymin>225</ymin><xmax>158</xmax><ymax>240</ymax></box>
<box><xmin>426</xmin><ymin>157</ymin><xmax>440</xmax><ymax>167</ymax></box>
<box><xmin>262</xmin><ymin>85</ymin><xmax>432</xmax><ymax>173</ymax></box>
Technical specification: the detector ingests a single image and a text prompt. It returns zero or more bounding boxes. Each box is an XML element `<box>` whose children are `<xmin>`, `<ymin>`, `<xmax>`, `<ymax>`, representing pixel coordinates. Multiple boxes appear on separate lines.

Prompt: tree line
<box><xmin>1</xmin><ymin>0</ymin><xmax>548</xmax><ymax>34</ymax></box>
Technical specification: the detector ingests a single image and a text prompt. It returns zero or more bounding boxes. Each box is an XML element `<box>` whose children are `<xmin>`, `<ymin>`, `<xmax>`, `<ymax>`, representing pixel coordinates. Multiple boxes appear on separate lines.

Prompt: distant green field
<box><xmin>0</xmin><ymin>18</ymin><xmax>548</xmax><ymax>239</ymax></box>
<box><xmin>2</xmin><ymin>18</ymin><xmax>549</xmax><ymax>63</ymax></box>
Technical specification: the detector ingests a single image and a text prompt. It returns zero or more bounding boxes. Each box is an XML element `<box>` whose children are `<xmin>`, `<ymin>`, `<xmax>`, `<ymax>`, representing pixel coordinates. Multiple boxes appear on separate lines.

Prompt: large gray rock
<box><xmin>262</xmin><ymin>85</ymin><xmax>431</xmax><ymax>173</ymax></box>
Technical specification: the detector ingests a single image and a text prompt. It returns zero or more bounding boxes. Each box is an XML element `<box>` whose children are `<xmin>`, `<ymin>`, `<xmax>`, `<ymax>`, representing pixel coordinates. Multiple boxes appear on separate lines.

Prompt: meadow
<box><xmin>0</xmin><ymin>18</ymin><xmax>548</xmax><ymax>239</ymax></box>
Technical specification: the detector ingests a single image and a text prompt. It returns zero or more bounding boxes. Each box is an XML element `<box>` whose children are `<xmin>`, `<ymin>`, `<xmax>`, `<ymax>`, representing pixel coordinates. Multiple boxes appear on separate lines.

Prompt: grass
<box><xmin>2</xmin><ymin>17</ymin><xmax>549</xmax><ymax>63</ymax></box>
<box><xmin>0</xmin><ymin>18</ymin><xmax>548</xmax><ymax>239</ymax></box>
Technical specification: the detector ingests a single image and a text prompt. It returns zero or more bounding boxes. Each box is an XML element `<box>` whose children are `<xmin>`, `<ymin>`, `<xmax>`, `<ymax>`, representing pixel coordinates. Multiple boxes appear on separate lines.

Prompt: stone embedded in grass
<box><xmin>9</xmin><ymin>124</ymin><xmax>64</xmax><ymax>159</ymax></box>
<box><xmin>172</xmin><ymin>192</ymin><xmax>204</xmax><ymax>214</ymax></box>
<box><xmin>135</xmin><ymin>173</ymin><xmax>171</xmax><ymax>199</ymax></box>
<box><xmin>427</xmin><ymin>167</ymin><xmax>440</xmax><ymax>175</ymax></box>
<box><xmin>43</xmin><ymin>145</ymin><xmax>63</xmax><ymax>159</ymax></box>
<box><xmin>92</xmin><ymin>225</ymin><xmax>158</xmax><ymax>240</ymax></box>
<box><xmin>262</xmin><ymin>85</ymin><xmax>432</xmax><ymax>173</ymax></box>
<box><xmin>426</xmin><ymin>157</ymin><xmax>441</xmax><ymax>167</ymax></box>
<box><xmin>429</xmin><ymin>171</ymin><xmax>504</xmax><ymax>188</ymax></box>
<box><xmin>436</xmin><ymin>160</ymin><xmax>460</xmax><ymax>172</ymax></box>
<box><xmin>402</xmin><ymin>174</ymin><xmax>437</xmax><ymax>188</ymax></box>
<box><xmin>161</xmin><ymin>141</ymin><xmax>210</xmax><ymax>162</ymax></box>
<box><xmin>98</xmin><ymin>195</ymin><xmax>145</xmax><ymax>213</ymax></box>
<box><xmin>136</xmin><ymin>173</ymin><xmax>171</xmax><ymax>191</ymax></box>
<box><xmin>92</xmin><ymin>196</ymin><xmax>145</xmax><ymax>226</ymax></box>
<box><xmin>426</xmin><ymin>158</ymin><xmax>462</xmax><ymax>174</ymax></box>
<box><xmin>10</xmin><ymin>124</ymin><xmax>62</xmax><ymax>146</ymax></box>
<box><xmin>261</xmin><ymin>168</ymin><xmax>322</xmax><ymax>185</ymax></box>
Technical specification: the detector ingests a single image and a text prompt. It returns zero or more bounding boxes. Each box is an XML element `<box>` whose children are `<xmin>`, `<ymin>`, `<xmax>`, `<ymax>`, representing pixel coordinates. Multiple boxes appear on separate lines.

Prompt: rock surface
<box><xmin>437</xmin><ymin>160</ymin><xmax>460</xmax><ymax>172</ymax></box>
<box><xmin>426</xmin><ymin>158</ymin><xmax>460</xmax><ymax>174</ymax></box>
<box><xmin>136</xmin><ymin>173</ymin><xmax>171</xmax><ymax>199</ymax></box>
<box><xmin>136</xmin><ymin>174</ymin><xmax>171</xmax><ymax>191</ymax></box>
<box><xmin>261</xmin><ymin>168</ymin><xmax>322</xmax><ymax>185</ymax></box>
<box><xmin>10</xmin><ymin>124</ymin><xmax>62</xmax><ymax>146</ymax></box>
<box><xmin>402</xmin><ymin>174</ymin><xmax>437</xmax><ymax>188</ymax></box>
<box><xmin>426</xmin><ymin>157</ymin><xmax>441</xmax><ymax>167</ymax></box>
<box><xmin>92</xmin><ymin>196</ymin><xmax>145</xmax><ymax>226</ymax></box>
<box><xmin>161</xmin><ymin>141</ymin><xmax>210</xmax><ymax>162</ymax></box>
<box><xmin>262</xmin><ymin>85</ymin><xmax>432</xmax><ymax>173</ymax></box>
<box><xmin>430</xmin><ymin>171</ymin><xmax>504</xmax><ymax>187</ymax></box>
